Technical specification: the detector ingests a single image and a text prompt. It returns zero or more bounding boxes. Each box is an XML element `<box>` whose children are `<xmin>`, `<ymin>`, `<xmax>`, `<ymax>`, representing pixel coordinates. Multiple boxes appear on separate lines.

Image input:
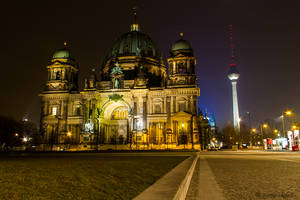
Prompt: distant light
<box><xmin>239</xmin><ymin>118</ymin><xmax>242</xmax><ymax>122</ymax></box>
<box><xmin>52</xmin><ymin>107</ymin><xmax>57</xmax><ymax>116</ymax></box>
<box><xmin>285</xmin><ymin>110</ymin><xmax>292</xmax><ymax>116</ymax></box>
<box><xmin>23</xmin><ymin>137</ymin><xmax>28</xmax><ymax>142</ymax></box>
<box><xmin>182</xmin><ymin>123</ymin><xmax>184</xmax><ymax>128</ymax></box>
<box><xmin>15</xmin><ymin>133</ymin><xmax>19</xmax><ymax>137</ymax></box>
<box><xmin>251</xmin><ymin>128</ymin><xmax>257</xmax><ymax>133</ymax></box>
<box><xmin>67</xmin><ymin>131</ymin><xmax>72</xmax><ymax>137</ymax></box>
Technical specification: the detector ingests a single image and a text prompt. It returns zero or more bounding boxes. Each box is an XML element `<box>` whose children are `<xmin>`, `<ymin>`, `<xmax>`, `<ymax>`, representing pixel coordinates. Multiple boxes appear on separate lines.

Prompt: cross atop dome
<box><xmin>130</xmin><ymin>6</ymin><xmax>139</xmax><ymax>32</ymax></box>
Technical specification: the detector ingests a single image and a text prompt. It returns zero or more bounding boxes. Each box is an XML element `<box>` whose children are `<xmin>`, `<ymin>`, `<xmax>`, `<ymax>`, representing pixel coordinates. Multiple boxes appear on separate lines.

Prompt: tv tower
<box><xmin>227</xmin><ymin>24</ymin><xmax>240</xmax><ymax>131</ymax></box>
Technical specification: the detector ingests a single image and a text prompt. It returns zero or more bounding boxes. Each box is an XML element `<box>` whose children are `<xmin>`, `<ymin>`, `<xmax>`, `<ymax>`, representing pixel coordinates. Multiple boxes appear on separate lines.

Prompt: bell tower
<box><xmin>45</xmin><ymin>42</ymin><xmax>79</xmax><ymax>92</ymax></box>
<box><xmin>167</xmin><ymin>33</ymin><xmax>197</xmax><ymax>87</ymax></box>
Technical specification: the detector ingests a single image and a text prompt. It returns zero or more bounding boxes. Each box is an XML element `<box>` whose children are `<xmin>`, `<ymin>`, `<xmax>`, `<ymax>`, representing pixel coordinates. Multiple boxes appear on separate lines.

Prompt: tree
<box><xmin>221</xmin><ymin>123</ymin><xmax>238</xmax><ymax>148</ymax></box>
<box><xmin>22</xmin><ymin>120</ymin><xmax>40</xmax><ymax>147</ymax></box>
<box><xmin>0</xmin><ymin>116</ymin><xmax>23</xmax><ymax>148</ymax></box>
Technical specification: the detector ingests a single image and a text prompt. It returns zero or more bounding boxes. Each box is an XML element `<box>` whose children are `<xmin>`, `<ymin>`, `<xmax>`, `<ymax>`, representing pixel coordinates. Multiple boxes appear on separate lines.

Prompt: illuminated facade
<box><xmin>40</xmin><ymin>12</ymin><xmax>204</xmax><ymax>149</ymax></box>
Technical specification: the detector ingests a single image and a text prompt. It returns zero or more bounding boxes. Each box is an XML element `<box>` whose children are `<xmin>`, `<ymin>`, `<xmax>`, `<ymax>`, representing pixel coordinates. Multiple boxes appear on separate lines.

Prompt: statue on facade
<box><xmin>114</xmin><ymin>78</ymin><xmax>119</xmax><ymax>89</ymax></box>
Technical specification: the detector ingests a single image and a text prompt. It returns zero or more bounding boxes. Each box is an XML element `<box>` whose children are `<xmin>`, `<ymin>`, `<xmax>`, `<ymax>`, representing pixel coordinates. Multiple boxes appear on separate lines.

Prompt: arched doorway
<box><xmin>99</xmin><ymin>101</ymin><xmax>131</xmax><ymax>144</ymax></box>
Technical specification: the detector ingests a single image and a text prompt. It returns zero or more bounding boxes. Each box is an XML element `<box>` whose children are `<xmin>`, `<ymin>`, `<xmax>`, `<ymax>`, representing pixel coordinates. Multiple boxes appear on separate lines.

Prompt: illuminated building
<box><xmin>39</xmin><ymin>9</ymin><xmax>203</xmax><ymax>149</ymax></box>
<box><xmin>227</xmin><ymin>24</ymin><xmax>240</xmax><ymax>131</ymax></box>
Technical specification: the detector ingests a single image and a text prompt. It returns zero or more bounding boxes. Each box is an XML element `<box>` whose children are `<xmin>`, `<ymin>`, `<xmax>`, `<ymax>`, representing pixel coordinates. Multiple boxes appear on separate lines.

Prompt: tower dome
<box><xmin>52</xmin><ymin>42</ymin><xmax>74</xmax><ymax>60</ymax></box>
<box><xmin>52</xmin><ymin>49</ymin><xmax>74</xmax><ymax>60</ymax></box>
<box><xmin>102</xmin><ymin>31</ymin><xmax>161</xmax><ymax>65</ymax></box>
<box><xmin>171</xmin><ymin>38</ymin><xmax>192</xmax><ymax>51</ymax></box>
<box><xmin>100</xmin><ymin>7</ymin><xmax>166</xmax><ymax>88</ymax></box>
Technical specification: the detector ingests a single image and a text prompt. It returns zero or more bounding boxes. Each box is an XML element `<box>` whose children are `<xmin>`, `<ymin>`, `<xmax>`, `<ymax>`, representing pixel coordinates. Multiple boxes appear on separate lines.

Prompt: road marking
<box><xmin>199</xmin><ymin>156</ymin><xmax>226</xmax><ymax>200</ymax></box>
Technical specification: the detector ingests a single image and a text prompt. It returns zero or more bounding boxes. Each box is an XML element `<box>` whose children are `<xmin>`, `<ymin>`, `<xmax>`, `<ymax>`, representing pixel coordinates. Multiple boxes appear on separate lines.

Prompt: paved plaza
<box><xmin>187</xmin><ymin>151</ymin><xmax>300</xmax><ymax>200</ymax></box>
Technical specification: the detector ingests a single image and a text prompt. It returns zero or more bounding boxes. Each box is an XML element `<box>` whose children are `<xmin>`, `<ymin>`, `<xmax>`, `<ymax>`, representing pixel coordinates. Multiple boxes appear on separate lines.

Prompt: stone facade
<box><xmin>40</xmin><ymin>17</ymin><xmax>210</xmax><ymax>150</ymax></box>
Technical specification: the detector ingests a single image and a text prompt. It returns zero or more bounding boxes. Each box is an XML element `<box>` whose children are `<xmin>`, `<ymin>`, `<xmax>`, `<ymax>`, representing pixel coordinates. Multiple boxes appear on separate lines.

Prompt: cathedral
<box><xmin>39</xmin><ymin>10</ymin><xmax>211</xmax><ymax>150</ymax></box>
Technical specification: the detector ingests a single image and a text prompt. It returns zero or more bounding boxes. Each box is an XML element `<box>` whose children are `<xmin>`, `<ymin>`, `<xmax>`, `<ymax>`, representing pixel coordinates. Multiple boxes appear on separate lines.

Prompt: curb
<box><xmin>134</xmin><ymin>153</ymin><xmax>199</xmax><ymax>200</ymax></box>
<box><xmin>173</xmin><ymin>153</ymin><xmax>199</xmax><ymax>200</ymax></box>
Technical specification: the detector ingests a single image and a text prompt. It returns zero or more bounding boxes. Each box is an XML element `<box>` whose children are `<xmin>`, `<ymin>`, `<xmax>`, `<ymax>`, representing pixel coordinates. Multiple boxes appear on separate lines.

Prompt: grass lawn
<box><xmin>0</xmin><ymin>152</ymin><xmax>188</xmax><ymax>200</ymax></box>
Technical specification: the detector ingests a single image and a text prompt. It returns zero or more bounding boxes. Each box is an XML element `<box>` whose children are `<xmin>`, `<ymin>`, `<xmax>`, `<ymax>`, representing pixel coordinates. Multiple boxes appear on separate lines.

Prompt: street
<box><xmin>187</xmin><ymin>151</ymin><xmax>300</xmax><ymax>200</ymax></box>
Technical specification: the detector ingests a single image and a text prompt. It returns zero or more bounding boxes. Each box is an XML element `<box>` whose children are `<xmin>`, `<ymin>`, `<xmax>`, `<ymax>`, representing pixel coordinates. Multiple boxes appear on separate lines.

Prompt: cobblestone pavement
<box><xmin>187</xmin><ymin>151</ymin><xmax>300</xmax><ymax>200</ymax></box>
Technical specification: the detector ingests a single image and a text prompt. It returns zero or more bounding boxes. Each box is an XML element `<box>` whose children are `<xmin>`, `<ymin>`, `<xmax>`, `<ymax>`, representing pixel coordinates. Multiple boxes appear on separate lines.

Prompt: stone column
<box><xmin>166</xmin><ymin>96</ymin><xmax>171</xmax><ymax>129</ymax></box>
<box><xmin>133</xmin><ymin>97</ymin><xmax>137</xmax><ymax>130</ymax></box>
<box><xmin>188</xmin><ymin>96</ymin><xmax>191</xmax><ymax>113</ymax></box>
<box><xmin>173</xmin><ymin>96</ymin><xmax>176</xmax><ymax>113</ymax></box>
<box><xmin>143</xmin><ymin>96</ymin><xmax>147</xmax><ymax>130</ymax></box>
<box><xmin>193</xmin><ymin>95</ymin><xmax>197</xmax><ymax>114</ymax></box>
<box><xmin>173</xmin><ymin>61</ymin><xmax>176</xmax><ymax>74</ymax></box>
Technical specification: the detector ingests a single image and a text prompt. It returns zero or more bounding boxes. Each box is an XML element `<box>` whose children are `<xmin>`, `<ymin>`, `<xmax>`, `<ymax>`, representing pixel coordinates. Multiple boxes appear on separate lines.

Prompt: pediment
<box><xmin>172</xmin><ymin>111</ymin><xmax>192</xmax><ymax>120</ymax></box>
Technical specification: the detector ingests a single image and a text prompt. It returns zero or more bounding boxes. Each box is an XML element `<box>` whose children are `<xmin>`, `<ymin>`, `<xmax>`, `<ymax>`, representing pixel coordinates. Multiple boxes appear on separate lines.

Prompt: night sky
<box><xmin>1</xmin><ymin>0</ymin><xmax>300</xmax><ymax>128</ymax></box>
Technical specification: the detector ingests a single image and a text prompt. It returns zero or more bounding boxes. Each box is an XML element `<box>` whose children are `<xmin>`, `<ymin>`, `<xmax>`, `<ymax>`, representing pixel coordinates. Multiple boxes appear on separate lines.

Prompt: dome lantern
<box><xmin>130</xmin><ymin>6</ymin><xmax>139</xmax><ymax>32</ymax></box>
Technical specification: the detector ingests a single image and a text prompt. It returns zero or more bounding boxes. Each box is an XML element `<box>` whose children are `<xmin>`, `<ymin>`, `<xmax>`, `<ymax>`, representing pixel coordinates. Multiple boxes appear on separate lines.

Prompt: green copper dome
<box><xmin>102</xmin><ymin>31</ymin><xmax>161</xmax><ymax>65</ymax></box>
<box><xmin>52</xmin><ymin>49</ymin><xmax>74</xmax><ymax>59</ymax></box>
<box><xmin>171</xmin><ymin>39</ymin><xmax>192</xmax><ymax>51</ymax></box>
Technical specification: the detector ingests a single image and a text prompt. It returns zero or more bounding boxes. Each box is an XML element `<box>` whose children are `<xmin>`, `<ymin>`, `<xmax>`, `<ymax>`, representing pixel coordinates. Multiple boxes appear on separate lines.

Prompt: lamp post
<box><xmin>67</xmin><ymin>131</ymin><xmax>72</xmax><ymax>150</ymax></box>
<box><xmin>282</xmin><ymin>110</ymin><xmax>292</xmax><ymax>138</ymax></box>
<box><xmin>273</xmin><ymin>129</ymin><xmax>279</xmax><ymax>138</ymax></box>
<box><xmin>181</xmin><ymin>123</ymin><xmax>185</xmax><ymax>149</ymax></box>
<box><xmin>260</xmin><ymin>123</ymin><xmax>268</xmax><ymax>149</ymax></box>
<box><xmin>191</xmin><ymin>115</ymin><xmax>194</xmax><ymax>149</ymax></box>
<box><xmin>250</xmin><ymin>128</ymin><xmax>256</xmax><ymax>147</ymax></box>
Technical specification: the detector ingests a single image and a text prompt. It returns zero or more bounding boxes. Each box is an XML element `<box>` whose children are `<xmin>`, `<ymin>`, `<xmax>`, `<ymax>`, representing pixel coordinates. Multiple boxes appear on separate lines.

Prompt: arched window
<box><xmin>153</xmin><ymin>98</ymin><xmax>163</xmax><ymax>114</ymax></box>
<box><xmin>111</xmin><ymin>106</ymin><xmax>129</xmax><ymax>120</ymax></box>
<box><xmin>177</xmin><ymin>97</ymin><xmax>186</xmax><ymax>112</ymax></box>
<box><xmin>178</xmin><ymin>62</ymin><xmax>186</xmax><ymax>74</ymax></box>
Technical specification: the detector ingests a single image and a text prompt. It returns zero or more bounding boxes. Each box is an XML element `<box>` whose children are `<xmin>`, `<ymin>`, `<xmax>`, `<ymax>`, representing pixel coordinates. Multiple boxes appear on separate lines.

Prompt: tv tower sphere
<box><xmin>228</xmin><ymin>65</ymin><xmax>240</xmax><ymax>81</ymax></box>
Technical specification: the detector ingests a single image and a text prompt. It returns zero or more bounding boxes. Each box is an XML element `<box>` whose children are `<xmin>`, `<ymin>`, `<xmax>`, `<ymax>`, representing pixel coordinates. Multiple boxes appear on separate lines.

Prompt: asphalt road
<box><xmin>187</xmin><ymin>151</ymin><xmax>300</xmax><ymax>200</ymax></box>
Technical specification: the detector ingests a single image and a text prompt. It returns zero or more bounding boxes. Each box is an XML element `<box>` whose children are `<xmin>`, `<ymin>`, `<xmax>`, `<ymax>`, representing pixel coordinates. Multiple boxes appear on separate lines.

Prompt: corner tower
<box><xmin>45</xmin><ymin>43</ymin><xmax>79</xmax><ymax>92</ymax></box>
<box><xmin>167</xmin><ymin>33</ymin><xmax>197</xmax><ymax>87</ymax></box>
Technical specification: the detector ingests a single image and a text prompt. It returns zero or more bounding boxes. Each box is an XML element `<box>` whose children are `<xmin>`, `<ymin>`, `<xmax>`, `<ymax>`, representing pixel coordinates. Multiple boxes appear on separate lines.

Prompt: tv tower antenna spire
<box><xmin>229</xmin><ymin>24</ymin><xmax>236</xmax><ymax>66</ymax></box>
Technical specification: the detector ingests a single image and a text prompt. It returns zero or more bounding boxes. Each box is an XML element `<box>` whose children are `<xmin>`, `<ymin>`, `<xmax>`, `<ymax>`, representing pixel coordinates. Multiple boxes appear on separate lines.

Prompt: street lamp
<box><xmin>285</xmin><ymin>110</ymin><xmax>292</xmax><ymax>116</ymax></box>
<box><xmin>260</xmin><ymin>123</ymin><xmax>268</xmax><ymax>148</ymax></box>
<box><xmin>282</xmin><ymin>110</ymin><xmax>293</xmax><ymax>138</ymax></box>
<box><xmin>250</xmin><ymin>128</ymin><xmax>257</xmax><ymax>147</ymax></box>
<box><xmin>273</xmin><ymin>129</ymin><xmax>280</xmax><ymax>138</ymax></box>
